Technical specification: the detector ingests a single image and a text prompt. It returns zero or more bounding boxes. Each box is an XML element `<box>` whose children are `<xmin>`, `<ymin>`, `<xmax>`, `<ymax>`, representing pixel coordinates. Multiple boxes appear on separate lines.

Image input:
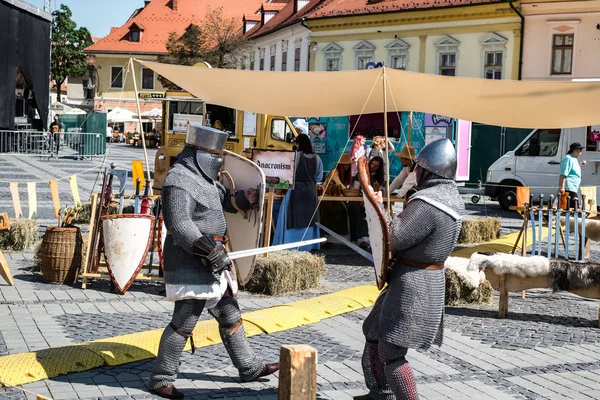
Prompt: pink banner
<box><xmin>455</xmin><ymin>120</ymin><xmax>472</xmax><ymax>181</ymax></box>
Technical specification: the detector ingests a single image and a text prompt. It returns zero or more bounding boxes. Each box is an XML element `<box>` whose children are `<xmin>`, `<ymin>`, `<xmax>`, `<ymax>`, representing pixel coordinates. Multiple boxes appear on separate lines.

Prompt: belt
<box><xmin>166</xmin><ymin>232</ymin><xmax>229</xmax><ymax>245</ymax></box>
<box><xmin>394</xmin><ymin>257</ymin><xmax>444</xmax><ymax>270</ymax></box>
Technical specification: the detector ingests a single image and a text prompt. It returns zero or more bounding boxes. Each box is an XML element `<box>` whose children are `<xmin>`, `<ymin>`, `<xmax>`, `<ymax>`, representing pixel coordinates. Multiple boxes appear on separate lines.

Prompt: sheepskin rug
<box><xmin>445</xmin><ymin>256</ymin><xmax>486</xmax><ymax>289</ymax></box>
<box><xmin>444</xmin><ymin>257</ymin><xmax>492</xmax><ymax>305</ymax></box>
<box><xmin>467</xmin><ymin>253</ymin><xmax>550</xmax><ymax>278</ymax></box>
<box><xmin>468</xmin><ymin>252</ymin><xmax>600</xmax><ymax>291</ymax></box>
<box><xmin>560</xmin><ymin>216</ymin><xmax>600</xmax><ymax>242</ymax></box>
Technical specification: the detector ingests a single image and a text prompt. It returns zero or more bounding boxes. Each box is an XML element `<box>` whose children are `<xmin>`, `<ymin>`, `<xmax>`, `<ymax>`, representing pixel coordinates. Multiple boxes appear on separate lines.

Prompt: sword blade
<box><xmin>228</xmin><ymin>238</ymin><xmax>326</xmax><ymax>260</ymax></box>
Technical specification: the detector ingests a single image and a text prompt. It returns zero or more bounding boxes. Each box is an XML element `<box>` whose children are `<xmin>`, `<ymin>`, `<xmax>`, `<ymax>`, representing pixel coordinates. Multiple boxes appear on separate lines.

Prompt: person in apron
<box><xmin>273</xmin><ymin>134</ymin><xmax>323</xmax><ymax>251</ymax></box>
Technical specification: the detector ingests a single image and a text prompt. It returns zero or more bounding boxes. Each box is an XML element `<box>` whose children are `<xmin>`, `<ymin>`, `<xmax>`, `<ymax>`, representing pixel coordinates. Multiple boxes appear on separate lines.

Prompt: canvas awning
<box><xmin>141</xmin><ymin>108</ymin><xmax>162</xmax><ymax>120</ymax></box>
<box><xmin>137</xmin><ymin>59</ymin><xmax>600</xmax><ymax>129</ymax></box>
<box><xmin>107</xmin><ymin>107</ymin><xmax>139</xmax><ymax>123</ymax></box>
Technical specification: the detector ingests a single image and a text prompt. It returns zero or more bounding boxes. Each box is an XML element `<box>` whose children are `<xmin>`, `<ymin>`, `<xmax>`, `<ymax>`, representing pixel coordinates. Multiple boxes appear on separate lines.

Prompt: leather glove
<box><xmin>193</xmin><ymin>236</ymin><xmax>232</xmax><ymax>274</ymax></box>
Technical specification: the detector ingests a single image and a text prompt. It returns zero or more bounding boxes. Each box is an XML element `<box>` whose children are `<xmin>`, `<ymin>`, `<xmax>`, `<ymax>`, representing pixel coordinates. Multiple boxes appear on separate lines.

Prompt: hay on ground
<box><xmin>445</xmin><ymin>269</ymin><xmax>493</xmax><ymax>306</ymax></box>
<box><xmin>77</xmin><ymin>202</ymin><xmax>120</xmax><ymax>224</ymax></box>
<box><xmin>0</xmin><ymin>219</ymin><xmax>39</xmax><ymax>251</ymax></box>
<box><xmin>242</xmin><ymin>250</ymin><xmax>325</xmax><ymax>296</ymax></box>
<box><xmin>458</xmin><ymin>217</ymin><xmax>501</xmax><ymax>244</ymax></box>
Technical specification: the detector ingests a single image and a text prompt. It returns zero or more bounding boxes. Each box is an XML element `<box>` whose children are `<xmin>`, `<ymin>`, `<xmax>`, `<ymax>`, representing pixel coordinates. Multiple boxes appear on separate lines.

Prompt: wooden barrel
<box><xmin>40</xmin><ymin>227</ymin><xmax>83</xmax><ymax>284</ymax></box>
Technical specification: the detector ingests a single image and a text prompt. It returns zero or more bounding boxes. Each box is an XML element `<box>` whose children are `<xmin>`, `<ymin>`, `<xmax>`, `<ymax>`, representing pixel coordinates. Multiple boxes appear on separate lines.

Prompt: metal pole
<box><xmin>129</xmin><ymin>58</ymin><xmax>153</xmax><ymax>196</ymax></box>
<box><xmin>555</xmin><ymin>200</ymin><xmax>561</xmax><ymax>258</ymax></box>
<box><xmin>537</xmin><ymin>194</ymin><xmax>544</xmax><ymax>255</ymax></box>
<box><xmin>529</xmin><ymin>194</ymin><xmax>536</xmax><ymax>256</ymax></box>
<box><xmin>382</xmin><ymin>68</ymin><xmax>391</xmax><ymax>215</ymax></box>
<box><xmin>581</xmin><ymin>195</ymin><xmax>586</xmax><ymax>260</ymax></box>
<box><xmin>565</xmin><ymin>196</ymin><xmax>571</xmax><ymax>260</ymax></box>
<box><xmin>574</xmin><ymin>199</ymin><xmax>579</xmax><ymax>261</ymax></box>
<box><xmin>548</xmin><ymin>195</ymin><xmax>554</xmax><ymax>259</ymax></box>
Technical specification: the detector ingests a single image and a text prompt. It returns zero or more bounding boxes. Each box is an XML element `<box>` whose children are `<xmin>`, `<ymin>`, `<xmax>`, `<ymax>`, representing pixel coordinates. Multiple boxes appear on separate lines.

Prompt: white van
<box><xmin>484</xmin><ymin>126</ymin><xmax>600</xmax><ymax>210</ymax></box>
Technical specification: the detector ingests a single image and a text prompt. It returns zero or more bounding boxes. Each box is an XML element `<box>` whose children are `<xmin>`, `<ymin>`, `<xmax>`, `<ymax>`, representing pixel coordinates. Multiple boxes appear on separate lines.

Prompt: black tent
<box><xmin>0</xmin><ymin>0</ymin><xmax>51</xmax><ymax>130</ymax></box>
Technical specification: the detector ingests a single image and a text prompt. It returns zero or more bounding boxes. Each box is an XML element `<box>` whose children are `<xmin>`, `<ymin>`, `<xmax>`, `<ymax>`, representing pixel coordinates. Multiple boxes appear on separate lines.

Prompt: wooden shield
<box><xmin>220</xmin><ymin>150</ymin><xmax>266</xmax><ymax>285</ymax></box>
<box><xmin>357</xmin><ymin>156</ymin><xmax>390</xmax><ymax>290</ymax></box>
<box><xmin>157</xmin><ymin>216</ymin><xmax>167</xmax><ymax>271</ymax></box>
<box><xmin>101</xmin><ymin>214</ymin><xmax>155</xmax><ymax>294</ymax></box>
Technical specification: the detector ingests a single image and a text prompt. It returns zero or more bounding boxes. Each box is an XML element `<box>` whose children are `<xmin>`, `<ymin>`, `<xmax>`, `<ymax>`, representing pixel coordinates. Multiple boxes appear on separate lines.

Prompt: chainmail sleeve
<box><xmin>162</xmin><ymin>186</ymin><xmax>203</xmax><ymax>255</ymax></box>
<box><xmin>389</xmin><ymin>199</ymin><xmax>435</xmax><ymax>253</ymax></box>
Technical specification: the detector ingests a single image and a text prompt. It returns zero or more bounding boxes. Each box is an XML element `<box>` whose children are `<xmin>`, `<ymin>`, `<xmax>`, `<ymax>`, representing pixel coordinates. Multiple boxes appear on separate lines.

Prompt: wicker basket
<box><xmin>40</xmin><ymin>227</ymin><xmax>83</xmax><ymax>284</ymax></box>
<box><xmin>342</xmin><ymin>188</ymin><xmax>362</xmax><ymax>197</ymax></box>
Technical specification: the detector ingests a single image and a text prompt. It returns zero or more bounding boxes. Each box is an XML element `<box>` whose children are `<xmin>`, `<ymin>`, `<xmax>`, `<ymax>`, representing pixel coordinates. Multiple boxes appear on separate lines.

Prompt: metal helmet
<box><xmin>414</xmin><ymin>138</ymin><xmax>457</xmax><ymax>179</ymax></box>
<box><xmin>185</xmin><ymin>125</ymin><xmax>229</xmax><ymax>181</ymax></box>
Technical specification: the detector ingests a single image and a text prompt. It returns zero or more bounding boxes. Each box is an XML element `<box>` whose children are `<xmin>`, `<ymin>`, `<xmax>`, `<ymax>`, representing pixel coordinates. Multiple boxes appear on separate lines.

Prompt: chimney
<box><xmin>144</xmin><ymin>0</ymin><xmax>150</xmax><ymax>7</ymax></box>
<box><xmin>172</xmin><ymin>0</ymin><xmax>178</xmax><ymax>11</ymax></box>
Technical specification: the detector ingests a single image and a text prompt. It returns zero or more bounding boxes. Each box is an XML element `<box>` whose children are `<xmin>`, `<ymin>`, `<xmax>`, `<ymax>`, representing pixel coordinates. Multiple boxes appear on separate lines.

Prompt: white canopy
<box><xmin>107</xmin><ymin>107</ymin><xmax>139</xmax><ymax>123</ymax></box>
<box><xmin>137</xmin><ymin>59</ymin><xmax>600</xmax><ymax>129</ymax></box>
<box><xmin>64</xmin><ymin>107</ymin><xmax>87</xmax><ymax>115</ymax></box>
<box><xmin>141</xmin><ymin>108</ymin><xmax>162</xmax><ymax>120</ymax></box>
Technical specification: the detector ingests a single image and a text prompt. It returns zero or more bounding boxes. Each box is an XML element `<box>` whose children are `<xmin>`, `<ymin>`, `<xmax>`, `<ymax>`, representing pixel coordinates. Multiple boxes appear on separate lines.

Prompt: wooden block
<box><xmin>0</xmin><ymin>249</ymin><xmax>14</xmax><ymax>286</ymax></box>
<box><xmin>278</xmin><ymin>344</ymin><xmax>317</xmax><ymax>400</ymax></box>
<box><xmin>498</xmin><ymin>275</ymin><xmax>508</xmax><ymax>319</ymax></box>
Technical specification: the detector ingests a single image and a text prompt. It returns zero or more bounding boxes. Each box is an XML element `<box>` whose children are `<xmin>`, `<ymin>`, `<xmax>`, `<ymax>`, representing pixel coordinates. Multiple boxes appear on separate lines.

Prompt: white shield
<box><xmin>358</xmin><ymin>156</ymin><xmax>390</xmax><ymax>290</ymax></box>
<box><xmin>101</xmin><ymin>214</ymin><xmax>155</xmax><ymax>294</ymax></box>
<box><xmin>221</xmin><ymin>150</ymin><xmax>266</xmax><ymax>285</ymax></box>
<box><xmin>157</xmin><ymin>216</ymin><xmax>167</xmax><ymax>271</ymax></box>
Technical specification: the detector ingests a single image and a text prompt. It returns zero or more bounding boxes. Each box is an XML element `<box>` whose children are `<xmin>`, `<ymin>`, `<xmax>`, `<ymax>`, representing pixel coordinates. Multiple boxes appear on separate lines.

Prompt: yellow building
<box><xmin>307</xmin><ymin>1</ymin><xmax>522</xmax><ymax>80</ymax></box>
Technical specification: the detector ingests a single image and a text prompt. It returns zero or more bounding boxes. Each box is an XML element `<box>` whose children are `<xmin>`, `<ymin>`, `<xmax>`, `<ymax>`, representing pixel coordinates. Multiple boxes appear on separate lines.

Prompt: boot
<box><xmin>150</xmin><ymin>384</ymin><xmax>185</xmax><ymax>399</ymax></box>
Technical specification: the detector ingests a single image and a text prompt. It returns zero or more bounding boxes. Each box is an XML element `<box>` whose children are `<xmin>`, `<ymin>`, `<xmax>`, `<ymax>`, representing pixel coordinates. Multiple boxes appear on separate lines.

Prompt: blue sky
<box><xmin>28</xmin><ymin>0</ymin><xmax>142</xmax><ymax>37</ymax></box>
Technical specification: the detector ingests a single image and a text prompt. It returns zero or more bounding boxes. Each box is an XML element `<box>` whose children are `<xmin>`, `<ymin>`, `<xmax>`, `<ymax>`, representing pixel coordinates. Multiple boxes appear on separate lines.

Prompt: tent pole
<box><xmin>407</xmin><ymin>111</ymin><xmax>413</xmax><ymax>146</ymax></box>
<box><xmin>129</xmin><ymin>58</ymin><xmax>153</xmax><ymax>196</ymax></box>
<box><xmin>383</xmin><ymin>67</ymin><xmax>391</xmax><ymax>215</ymax></box>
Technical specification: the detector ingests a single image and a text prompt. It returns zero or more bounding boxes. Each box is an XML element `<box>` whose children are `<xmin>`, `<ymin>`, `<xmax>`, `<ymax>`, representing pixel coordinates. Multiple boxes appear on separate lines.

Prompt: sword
<box><xmin>228</xmin><ymin>238</ymin><xmax>326</xmax><ymax>260</ymax></box>
<box><xmin>134</xmin><ymin>178</ymin><xmax>141</xmax><ymax>214</ymax></box>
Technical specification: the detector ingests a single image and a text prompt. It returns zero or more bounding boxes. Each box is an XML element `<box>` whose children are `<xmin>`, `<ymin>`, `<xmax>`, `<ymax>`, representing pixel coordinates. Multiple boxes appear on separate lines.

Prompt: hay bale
<box><xmin>445</xmin><ymin>268</ymin><xmax>493</xmax><ymax>306</ymax></box>
<box><xmin>77</xmin><ymin>202</ymin><xmax>120</xmax><ymax>224</ymax></box>
<box><xmin>242</xmin><ymin>251</ymin><xmax>325</xmax><ymax>296</ymax></box>
<box><xmin>0</xmin><ymin>219</ymin><xmax>39</xmax><ymax>251</ymax></box>
<box><xmin>458</xmin><ymin>217</ymin><xmax>501</xmax><ymax>244</ymax></box>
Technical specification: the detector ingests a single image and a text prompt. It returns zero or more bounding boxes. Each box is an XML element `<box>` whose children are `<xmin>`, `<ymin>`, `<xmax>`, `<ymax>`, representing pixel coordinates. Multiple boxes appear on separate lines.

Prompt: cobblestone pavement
<box><xmin>1</xmin><ymin>146</ymin><xmax>599</xmax><ymax>399</ymax></box>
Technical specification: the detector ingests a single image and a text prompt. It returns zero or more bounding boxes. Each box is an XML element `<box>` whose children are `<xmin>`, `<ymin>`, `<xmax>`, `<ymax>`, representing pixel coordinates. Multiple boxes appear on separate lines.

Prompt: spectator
<box><xmin>50</xmin><ymin>116</ymin><xmax>63</xmax><ymax>154</ymax></box>
<box><xmin>350</xmin><ymin>135</ymin><xmax>367</xmax><ymax>178</ymax></box>
<box><xmin>369</xmin><ymin>136</ymin><xmax>395</xmax><ymax>181</ymax></box>
<box><xmin>559</xmin><ymin>142</ymin><xmax>586</xmax><ymax>208</ymax></box>
<box><xmin>389</xmin><ymin>144</ymin><xmax>418</xmax><ymax>198</ymax></box>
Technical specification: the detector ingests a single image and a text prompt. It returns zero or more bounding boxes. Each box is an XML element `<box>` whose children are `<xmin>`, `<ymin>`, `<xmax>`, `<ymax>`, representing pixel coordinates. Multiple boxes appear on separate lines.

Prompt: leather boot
<box><xmin>258</xmin><ymin>362</ymin><xmax>279</xmax><ymax>378</ymax></box>
<box><xmin>150</xmin><ymin>384</ymin><xmax>185</xmax><ymax>399</ymax></box>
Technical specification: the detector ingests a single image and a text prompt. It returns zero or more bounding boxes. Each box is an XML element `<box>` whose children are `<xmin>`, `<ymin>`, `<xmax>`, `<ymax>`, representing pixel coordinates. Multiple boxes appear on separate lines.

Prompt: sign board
<box><xmin>308</xmin><ymin>123</ymin><xmax>327</xmax><ymax>154</ymax></box>
<box><xmin>174</xmin><ymin>113</ymin><xmax>203</xmax><ymax>133</ymax></box>
<box><xmin>243</xmin><ymin>112</ymin><xmax>257</xmax><ymax>136</ymax></box>
<box><xmin>252</xmin><ymin>149</ymin><xmax>296</xmax><ymax>189</ymax></box>
<box><xmin>138</xmin><ymin>92</ymin><xmax>165</xmax><ymax>99</ymax></box>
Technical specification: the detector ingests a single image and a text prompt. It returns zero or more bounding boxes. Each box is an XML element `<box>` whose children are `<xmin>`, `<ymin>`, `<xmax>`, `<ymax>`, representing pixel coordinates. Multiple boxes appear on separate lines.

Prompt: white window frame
<box><xmin>141</xmin><ymin>67</ymin><xmax>155</xmax><ymax>90</ymax></box>
<box><xmin>110</xmin><ymin>65</ymin><xmax>124</xmax><ymax>89</ymax></box>
<box><xmin>546</xmin><ymin>20</ymin><xmax>579</xmax><ymax>77</ymax></box>
<box><xmin>434</xmin><ymin>35</ymin><xmax>460</xmax><ymax>76</ymax></box>
<box><xmin>322</xmin><ymin>42</ymin><xmax>343</xmax><ymax>71</ymax></box>
<box><xmin>385</xmin><ymin>38</ymin><xmax>410</xmax><ymax>70</ymax></box>
<box><xmin>479</xmin><ymin>32</ymin><xmax>507</xmax><ymax>80</ymax></box>
<box><xmin>294</xmin><ymin>40</ymin><xmax>302</xmax><ymax>71</ymax></box>
<box><xmin>353</xmin><ymin>40</ymin><xmax>376</xmax><ymax>70</ymax></box>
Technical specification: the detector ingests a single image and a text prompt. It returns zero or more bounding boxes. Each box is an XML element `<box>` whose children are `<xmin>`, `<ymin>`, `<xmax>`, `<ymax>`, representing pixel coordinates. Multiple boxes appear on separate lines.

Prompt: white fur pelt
<box><xmin>467</xmin><ymin>253</ymin><xmax>550</xmax><ymax>278</ymax></box>
<box><xmin>444</xmin><ymin>256</ymin><xmax>486</xmax><ymax>289</ymax></box>
<box><xmin>559</xmin><ymin>216</ymin><xmax>600</xmax><ymax>242</ymax></box>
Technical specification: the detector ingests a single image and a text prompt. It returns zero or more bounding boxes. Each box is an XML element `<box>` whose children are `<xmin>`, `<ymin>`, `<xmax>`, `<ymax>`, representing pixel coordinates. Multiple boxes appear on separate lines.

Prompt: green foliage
<box><xmin>158</xmin><ymin>6</ymin><xmax>249</xmax><ymax>89</ymax></box>
<box><xmin>51</xmin><ymin>4</ymin><xmax>93</xmax><ymax>102</ymax></box>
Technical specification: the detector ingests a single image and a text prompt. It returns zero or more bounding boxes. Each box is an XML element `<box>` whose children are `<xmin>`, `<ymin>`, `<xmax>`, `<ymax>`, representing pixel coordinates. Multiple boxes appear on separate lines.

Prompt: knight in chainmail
<box><xmin>356</xmin><ymin>139</ymin><xmax>464</xmax><ymax>400</ymax></box>
<box><xmin>148</xmin><ymin>126</ymin><xmax>279</xmax><ymax>399</ymax></box>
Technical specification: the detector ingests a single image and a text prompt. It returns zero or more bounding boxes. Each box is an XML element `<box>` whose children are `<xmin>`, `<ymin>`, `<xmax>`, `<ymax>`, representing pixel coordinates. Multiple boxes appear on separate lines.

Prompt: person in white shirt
<box><xmin>389</xmin><ymin>145</ymin><xmax>417</xmax><ymax>198</ymax></box>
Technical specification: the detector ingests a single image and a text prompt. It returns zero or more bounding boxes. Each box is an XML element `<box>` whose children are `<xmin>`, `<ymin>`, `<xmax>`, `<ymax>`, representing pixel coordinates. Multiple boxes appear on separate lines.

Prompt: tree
<box><xmin>51</xmin><ymin>4</ymin><xmax>92</xmax><ymax>103</ymax></box>
<box><xmin>158</xmin><ymin>6</ymin><xmax>249</xmax><ymax>89</ymax></box>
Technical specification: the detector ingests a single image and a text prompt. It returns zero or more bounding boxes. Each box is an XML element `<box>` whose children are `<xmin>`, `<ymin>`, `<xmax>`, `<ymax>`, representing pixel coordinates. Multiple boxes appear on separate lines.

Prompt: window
<box><xmin>323</xmin><ymin>42</ymin><xmax>343</xmax><ymax>72</ymax></box>
<box><xmin>282</xmin><ymin>51</ymin><xmax>287</xmax><ymax>71</ymax></box>
<box><xmin>259</xmin><ymin>57</ymin><xmax>264</xmax><ymax>71</ymax></box>
<box><xmin>439</xmin><ymin>53</ymin><xmax>456</xmax><ymax>76</ymax></box>
<box><xmin>250</xmin><ymin>60</ymin><xmax>255</xmax><ymax>70</ymax></box>
<box><xmin>353</xmin><ymin>40</ymin><xmax>376</xmax><ymax>70</ymax></box>
<box><xmin>110</xmin><ymin>66</ymin><xmax>123</xmax><ymax>88</ymax></box>
<box><xmin>552</xmin><ymin>34</ymin><xmax>574</xmax><ymax>75</ymax></box>
<box><xmin>390</xmin><ymin>55</ymin><xmax>407</xmax><ymax>70</ymax></box>
<box><xmin>484</xmin><ymin>52</ymin><xmax>503</xmax><ymax>80</ymax></box>
<box><xmin>131</xmin><ymin>30</ymin><xmax>140</xmax><ymax>42</ymax></box>
<box><xmin>270</xmin><ymin>54</ymin><xmax>275</xmax><ymax>71</ymax></box>
<box><xmin>141</xmin><ymin>68</ymin><xmax>154</xmax><ymax>90</ymax></box>
<box><xmin>515</xmin><ymin>129</ymin><xmax>561</xmax><ymax>156</ymax></box>
<box><xmin>82</xmin><ymin>79</ymin><xmax>93</xmax><ymax>99</ymax></box>
<box><xmin>386</xmin><ymin>38</ymin><xmax>410</xmax><ymax>70</ymax></box>
<box><xmin>294</xmin><ymin>47</ymin><xmax>301</xmax><ymax>71</ymax></box>
<box><xmin>271</xmin><ymin>119</ymin><xmax>292</xmax><ymax>142</ymax></box>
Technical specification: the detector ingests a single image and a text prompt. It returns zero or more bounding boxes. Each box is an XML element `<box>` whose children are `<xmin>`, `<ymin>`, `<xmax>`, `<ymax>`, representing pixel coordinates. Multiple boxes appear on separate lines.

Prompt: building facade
<box><xmin>521</xmin><ymin>0</ymin><xmax>600</xmax><ymax>81</ymax></box>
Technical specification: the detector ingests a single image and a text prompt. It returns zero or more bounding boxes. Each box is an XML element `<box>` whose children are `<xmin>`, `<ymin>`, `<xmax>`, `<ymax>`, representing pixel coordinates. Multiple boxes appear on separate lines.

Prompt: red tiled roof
<box><xmin>86</xmin><ymin>0</ymin><xmax>266</xmax><ymax>55</ymax></box>
<box><xmin>244</xmin><ymin>13</ymin><xmax>261</xmax><ymax>22</ymax></box>
<box><xmin>305</xmin><ymin>0</ymin><xmax>505</xmax><ymax>19</ymax></box>
<box><xmin>263</xmin><ymin>3</ymin><xmax>287</xmax><ymax>11</ymax></box>
<box><xmin>246</xmin><ymin>0</ymin><xmax>322</xmax><ymax>39</ymax></box>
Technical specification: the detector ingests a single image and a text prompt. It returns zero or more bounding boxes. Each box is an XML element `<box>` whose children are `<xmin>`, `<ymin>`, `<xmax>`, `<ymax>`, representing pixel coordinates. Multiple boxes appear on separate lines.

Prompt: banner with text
<box><xmin>252</xmin><ymin>150</ymin><xmax>296</xmax><ymax>190</ymax></box>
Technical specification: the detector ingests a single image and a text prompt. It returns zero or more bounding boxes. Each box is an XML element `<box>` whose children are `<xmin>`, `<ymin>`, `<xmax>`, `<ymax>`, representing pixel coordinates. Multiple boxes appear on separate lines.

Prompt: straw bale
<box><xmin>77</xmin><ymin>202</ymin><xmax>120</xmax><ymax>224</ymax></box>
<box><xmin>445</xmin><ymin>269</ymin><xmax>493</xmax><ymax>306</ymax></box>
<box><xmin>242</xmin><ymin>251</ymin><xmax>325</xmax><ymax>296</ymax></box>
<box><xmin>0</xmin><ymin>219</ymin><xmax>39</xmax><ymax>251</ymax></box>
<box><xmin>458</xmin><ymin>217</ymin><xmax>501</xmax><ymax>244</ymax></box>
